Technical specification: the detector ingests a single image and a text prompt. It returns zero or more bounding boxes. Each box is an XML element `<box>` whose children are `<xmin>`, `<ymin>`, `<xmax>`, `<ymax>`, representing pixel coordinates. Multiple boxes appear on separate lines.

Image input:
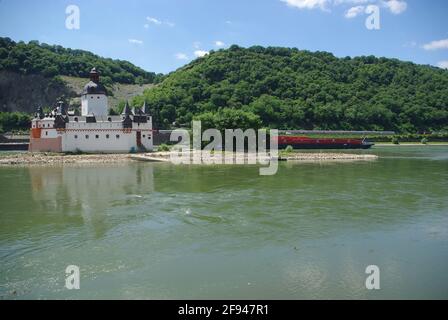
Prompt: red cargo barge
<box><xmin>276</xmin><ymin>136</ymin><xmax>374</xmax><ymax>149</ymax></box>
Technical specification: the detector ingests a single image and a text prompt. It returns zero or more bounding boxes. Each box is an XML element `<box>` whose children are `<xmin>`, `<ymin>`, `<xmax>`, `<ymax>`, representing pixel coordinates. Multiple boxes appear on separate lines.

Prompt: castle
<box><xmin>29</xmin><ymin>68</ymin><xmax>153</xmax><ymax>153</ymax></box>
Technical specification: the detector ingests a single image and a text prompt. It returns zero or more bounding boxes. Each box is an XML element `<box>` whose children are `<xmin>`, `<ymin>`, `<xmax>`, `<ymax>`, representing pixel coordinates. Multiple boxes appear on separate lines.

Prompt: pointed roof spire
<box><xmin>57</xmin><ymin>101</ymin><xmax>68</xmax><ymax>116</ymax></box>
<box><xmin>142</xmin><ymin>101</ymin><xmax>149</xmax><ymax>114</ymax></box>
<box><xmin>121</xmin><ymin>101</ymin><xmax>131</xmax><ymax>116</ymax></box>
<box><xmin>133</xmin><ymin>106</ymin><xmax>143</xmax><ymax>115</ymax></box>
<box><xmin>89</xmin><ymin>67</ymin><xmax>100</xmax><ymax>83</ymax></box>
<box><xmin>36</xmin><ymin>105</ymin><xmax>44</xmax><ymax>119</ymax></box>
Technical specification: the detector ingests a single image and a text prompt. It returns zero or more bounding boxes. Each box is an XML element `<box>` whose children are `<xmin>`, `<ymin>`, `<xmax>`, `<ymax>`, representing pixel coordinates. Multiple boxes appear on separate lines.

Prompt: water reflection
<box><xmin>0</xmin><ymin>147</ymin><xmax>447</xmax><ymax>299</ymax></box>
<box><xmin>26</xmin><ymin>165</ymin><xmax>154</xmax><ymax>239</ymax></box>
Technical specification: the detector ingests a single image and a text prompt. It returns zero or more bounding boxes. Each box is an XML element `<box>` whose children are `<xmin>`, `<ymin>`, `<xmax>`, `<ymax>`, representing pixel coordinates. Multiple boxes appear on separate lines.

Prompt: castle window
<box><xmin>74</xmin><ymin>117</ymin><xmax>78</xmax><ymax>122</ymax></box>
<box><xmin>95</xmin><ymin>135</ymin><xmax>99</xmax><ymax>139</ymax></box>
<box><xmin>74</xmin><ymin>135</ymin><xmax>78</xmax><ymax>139</ymax></box>
<box><xmin>91</xmin><ymin>96</ymin><xmax>94</xmax><ymax>99</ymax></box>
<box><xmin>97</xmin><ymin>96</ymin><xmax>100</xmax><ymax>99</ymax></box>
<box><xmin>148</xmin><ymin>136</ymin><xmax>151</xmax><ymax>140</ymax></box>
<box><xmin>86</xmin><ymin>135</ymin><xmax>89</xmax><ymax>139</ymax></box>
<box><xmin>116</xmin><ymin>134</ymin><xmax>120</xmax><ymax>139</ymax></box>
<box><xmin>32</xmin><ymin>125</ymin><xmax>35</xmax><ymax>128</ymax></box>
<box><xmin>106</xmin><ymin>134</ymin><xmax>110</xmax><ymax>139</ymax></box>
<box><xmin>143</xmin><ymin>135</ymin><xmax>146</xmax><ymax>138</ymax></box>
<box><xmin>45</xmin><ymin>131</ymin><xmax>48</xmax><ymax>136</ymax></box>
<box><xmin>108</xmin><ymin>117</ymin><xmax>112</xmax><ymax>122</ymax></box>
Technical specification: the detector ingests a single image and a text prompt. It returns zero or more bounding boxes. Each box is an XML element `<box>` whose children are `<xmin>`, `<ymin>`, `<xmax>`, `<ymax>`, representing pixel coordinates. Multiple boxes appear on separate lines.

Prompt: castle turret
<box><xmin>122</xmin><ymin>101</ymin><xmax>133</xmax><ymax>129</ymax></box>
<box><xmin>35</xmin><ymin>106</ymin><xmax>44</xmax><ymax>119</ymax></box>
<box><xmin>121</xmin><ymin>101</ymin><xmax>132</xmax><ymax>116</ymax></box>
<box><xmin>81</xmin><ymin>68</ymin><xmax>108</xmax><ymax>116</ymax></box>
<box><xmin>142</xmin><ymin>101</ymin><xmax>149</xmax><ymax>115</ymax></box>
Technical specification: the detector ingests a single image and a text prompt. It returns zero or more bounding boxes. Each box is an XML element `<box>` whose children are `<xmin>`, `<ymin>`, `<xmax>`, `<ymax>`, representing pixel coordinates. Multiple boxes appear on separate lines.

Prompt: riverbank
<box><xmin>0</xmin><ymin>151</ymin><xmax>378</xmax><ymax>165</ymax></box>
<box><xmin>0</xmin><ymin>152</ymin><xmax>133</xmax><ymax>165</ymax></box>
<box><xmin>131</xmin><ymin>151</ymin><xmax>378</xmax><ymax>163</ymax></box>
<box><xmin>375</xmin><ymin>142</ymin><xmax>448</xmax><ymax>146</ymax></box>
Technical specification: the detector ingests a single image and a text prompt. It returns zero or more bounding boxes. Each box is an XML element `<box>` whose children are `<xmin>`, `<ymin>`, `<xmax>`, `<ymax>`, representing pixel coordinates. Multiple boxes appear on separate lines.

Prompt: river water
<box><xmin>1</xmin><ymin>146</ymin><xmax>447</xmax><ymax>299</ymax></box>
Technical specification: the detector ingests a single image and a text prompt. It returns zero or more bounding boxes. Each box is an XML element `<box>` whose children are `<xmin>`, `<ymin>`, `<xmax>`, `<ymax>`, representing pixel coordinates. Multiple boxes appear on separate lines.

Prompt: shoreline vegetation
<box><xmin>0</xmin><ymin>151</ymin><xmax>378</xmax><ymax>166</ymax></box>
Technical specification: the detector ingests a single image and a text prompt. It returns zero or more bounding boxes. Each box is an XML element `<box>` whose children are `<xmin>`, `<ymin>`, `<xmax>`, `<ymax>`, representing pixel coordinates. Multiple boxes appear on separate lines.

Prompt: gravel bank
<box><xmin>0</xmin><ymin>151</ymin><xmax>378</xmax><ymax>166</ymax></box>
<box><xmin>0</xmin><ymin>152</ymin><xmax>132</xmax><ymax>165</ymax></box>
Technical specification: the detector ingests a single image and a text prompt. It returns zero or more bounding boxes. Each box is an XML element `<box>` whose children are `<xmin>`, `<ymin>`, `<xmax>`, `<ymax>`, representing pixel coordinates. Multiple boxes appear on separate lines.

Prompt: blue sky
<box><xmin>0</xmin><ymin>0</ymin><xmax>447</xmax><ymax>73</ymax></box>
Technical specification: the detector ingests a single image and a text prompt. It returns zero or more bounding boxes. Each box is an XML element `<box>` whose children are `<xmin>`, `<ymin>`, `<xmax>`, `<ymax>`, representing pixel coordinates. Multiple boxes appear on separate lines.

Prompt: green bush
<box><xmin>0</xmin><ymin>112</ymin><xmax>32</xmax><ymax>133</ymax></box>
<box><xmin>158</xmin><ymin>144</ymin><xmax>170</xmax><ymax>152</ymax></box>
<box><xmin>391</xmin><ymin>137</ymin><xmax>400</xmax><ymax>145</ymax></box>
<box><xmin>421</xmin><ymin>138</ymin><xmax>428</xmax><ymax>145</ymax></box>
<box><xmin>284</xmin><ymin>145</ymin><xmax>294</xmax><ymax>153</ymax></box>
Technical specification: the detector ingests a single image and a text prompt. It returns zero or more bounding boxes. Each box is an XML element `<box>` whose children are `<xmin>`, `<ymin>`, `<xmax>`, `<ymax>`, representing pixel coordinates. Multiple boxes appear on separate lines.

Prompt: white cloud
<box><xmin>423</xmin><ymin>39</ymin><xmax>448</xmax><ymax>51</ymax></box>
<box><xmin>382</xmin><ymin>0</ymin><xmax>407</xmax><ymax>15</ymax></box>
<box><xmin>215</xmin><ymin>40</ymin><xmax>225</xmax><ymax>47</ymax></box>
<box><xmin>175</xmin><ymin>53</ymin><xmax>188</xmax><ymax>60</ymax></box>
<box><xmin>146</xmin><ymin>17</ymin><xmax>162</xmax><ymax>25</ymax></box>
<box><xmin>145</xmin><ymin>17</ymin><xmax>174</xmax><ymax>27</ymax></box>
<box><xmin>128</xmin><ymin>39</ymin><xmax>143</xmax><ymax>45</ymax></box>
<box><xmin>280</xmin><ymin>0</ymin><xmax>330</xmax><ymax>11</ymax></box>
<box><xmin>335</xmin><ymin>0</ymin><xmax>371</xmax><ymax>4</ymax></box>
<box><xmin>193</xmin><ymin>41</ymin><xmax>202</xmax><ymax>49</ymax></box>
<box><xmin>345</xmin><ymin>5</ymin><xmax>364</xmax><ymax>18</ymax></box>
<box><xmin>194</xmin><ymin>50</ymin><xmax>209</xmax><ymax>58</ymax></box>
<box><xmin>282</xmin><ymin>0</ymin><xmax>408</xmax><ymax>16</ymax></box>
<box><xmin>437</xmin><ymin>61</ymin><xmax>448</xmax><ymax>69</ymax></box>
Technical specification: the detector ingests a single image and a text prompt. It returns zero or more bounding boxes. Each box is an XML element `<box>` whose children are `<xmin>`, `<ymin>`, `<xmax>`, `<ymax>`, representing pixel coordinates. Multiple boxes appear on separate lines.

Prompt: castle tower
<box><xmin>81</xmin><ymin>68</ymin><xmax>108</xmax><ymax>116</ymax></box>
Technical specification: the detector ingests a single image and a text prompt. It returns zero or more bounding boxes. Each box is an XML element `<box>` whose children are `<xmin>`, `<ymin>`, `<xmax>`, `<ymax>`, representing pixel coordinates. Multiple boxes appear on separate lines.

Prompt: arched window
<box><xmin>86</xmin><ymin>135</ymin><xmax>89</xmax><ymax>139</ymax></box>
<box><xmin>116</xmin><ymin>134</ymin><xmax>120</xmax><ymax>139</ymax></box>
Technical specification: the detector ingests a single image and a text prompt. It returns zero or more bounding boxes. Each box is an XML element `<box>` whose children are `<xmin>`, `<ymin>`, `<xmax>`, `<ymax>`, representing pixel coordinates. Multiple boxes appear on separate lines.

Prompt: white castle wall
<box><xmin>62</xmin><ymin>130</ymin><xmax>136</xmax><ymax>153</ymax></box>
<box><xmin>61</xmin><ymin>118</ymin><xmax>153</xmax><ymax>153</ymax></box>
<box><xmin>81</xmin><ymin>94</ymin><xmax>108</xmax><ymax>116</ymax></box>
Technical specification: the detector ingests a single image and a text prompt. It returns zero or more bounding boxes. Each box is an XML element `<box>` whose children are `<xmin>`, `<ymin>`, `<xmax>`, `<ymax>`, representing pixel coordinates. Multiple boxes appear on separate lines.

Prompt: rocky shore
<box><xmin>0</xmin><ymin>152</ymin><xmax>133</xmax><ymax>165</ymax></box>
<box><xmin>0</xmin><ymin>151</ymin><xmax>378</xmax><ymax>166</ymax></box>
<box><xmin>131</xmin><ymin>151</ymin><xmax>378</xmax><ymax>163</ymax></box>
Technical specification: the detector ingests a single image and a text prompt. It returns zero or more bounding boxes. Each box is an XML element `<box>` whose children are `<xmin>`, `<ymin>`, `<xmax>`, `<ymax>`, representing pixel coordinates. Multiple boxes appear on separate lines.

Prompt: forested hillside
<box><xmin>134</xmin><ymin>45</ymin><xmax>448</xmax><ymax>132</ymax></box>
<box><xmin>0</xmin><ymin>37</ymin><xmax>162</xmax><ymax>114</ymax></box>
<box><xmin>0</xmin><ymin>37</ymin><xmax>163</xmax><ymax>85</ymax></box>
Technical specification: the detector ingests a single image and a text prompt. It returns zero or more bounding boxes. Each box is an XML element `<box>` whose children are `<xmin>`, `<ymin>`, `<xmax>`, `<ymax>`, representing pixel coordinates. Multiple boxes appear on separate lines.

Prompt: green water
<box><xmin>1</xmin><ymin>146</ymin><xmax>447</xmax><ymax>299</ymax></box>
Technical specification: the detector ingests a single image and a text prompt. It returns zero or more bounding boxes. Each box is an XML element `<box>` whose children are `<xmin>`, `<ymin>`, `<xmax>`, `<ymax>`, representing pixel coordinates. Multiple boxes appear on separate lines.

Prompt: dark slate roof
<box><xmin>142</xmin><ymin>101</ymin><xmax>150</xmax><ymax>114</ymax></box>
<box><xmin>121</xmin><ymin>102</ymin><xmax>132</xmax><ymax>116</ymax></box>
<box><xmin>82</xmin><ymin>81</ymin><xmax>107</xmax><ymax>95</ymax></box>
<box><xmin>132</xmin><ymin>107</ymin><xmax>144</xmax><ymax>115</ymax></box>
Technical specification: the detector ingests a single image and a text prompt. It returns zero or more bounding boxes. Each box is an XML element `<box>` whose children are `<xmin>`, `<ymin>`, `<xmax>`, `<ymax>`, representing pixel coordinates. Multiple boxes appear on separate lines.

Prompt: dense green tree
<box><xmin>0</xmin><ymin>112</ymin><xmax>32</xmax><ymax>133</ymax></box>
<box><xmin>139</xmin><ymin>45</ymin><xmax>448</xmax><ymax>132</ymax></box>
<box><xmin>0</xmin><ymin>37</ymin><xmax>163</xmax><ymax>84</ymax></box>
